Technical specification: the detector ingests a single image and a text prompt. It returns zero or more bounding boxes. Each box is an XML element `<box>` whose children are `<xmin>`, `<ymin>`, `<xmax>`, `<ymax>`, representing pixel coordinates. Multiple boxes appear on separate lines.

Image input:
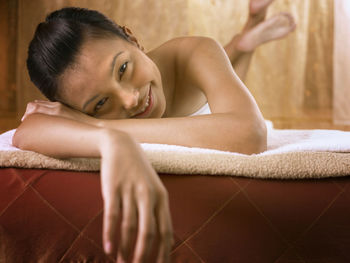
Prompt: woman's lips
<box><xmin>133</xmin><ymin>87</ymin><xmax>153</xmax><ymax>118</ymax></box>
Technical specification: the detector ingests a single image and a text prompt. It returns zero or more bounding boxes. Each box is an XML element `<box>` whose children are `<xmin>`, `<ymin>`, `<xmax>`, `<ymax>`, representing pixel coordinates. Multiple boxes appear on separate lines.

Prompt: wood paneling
<box><xmin>0</xmin><ymin>0</ymin><xmax>19</xmax><ymax>132</ymax></box>
<box><xmin>0</xmin><ymin>0</ymin><xmax>17</xmax><ymax>113</ymax></box>
<box><xmin>0</xmin><ymin>0</ymin><xmax>346</xmax><ymax>133</ymax></box>
<box><xmin>333</xmin><ymin>0</ymin><xmax>350</xmax><ymax>126</ymax></box>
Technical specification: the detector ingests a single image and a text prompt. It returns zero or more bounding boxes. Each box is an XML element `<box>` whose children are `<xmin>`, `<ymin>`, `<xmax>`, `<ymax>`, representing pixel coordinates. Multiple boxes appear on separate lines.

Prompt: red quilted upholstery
<box><xmin>0</xmin><ymin>168</ymin><xmax>350</xmax><ymax>262</ymax></box>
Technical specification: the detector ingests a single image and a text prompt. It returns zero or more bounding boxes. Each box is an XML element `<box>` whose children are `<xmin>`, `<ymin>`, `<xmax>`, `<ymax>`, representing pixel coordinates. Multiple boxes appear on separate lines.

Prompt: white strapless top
<box><xmin>189</xmin><ymin>103</ymin><xmax>211</xmax><ymax>116</ymax></box>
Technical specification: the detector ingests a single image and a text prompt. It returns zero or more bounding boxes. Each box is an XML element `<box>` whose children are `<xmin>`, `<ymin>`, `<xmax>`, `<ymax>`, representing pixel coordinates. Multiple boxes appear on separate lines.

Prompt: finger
<box><xmin>118</xmin><ymin>187</ymin><xmax>137</xmax><ymax>262</ymax></box>
<box><xmin>34</xmin><ymin>99</ymin><xmax>50</xmax><ymax>103</ymax></box>
<box><xmin>33</xmin><ymin>101</ymin><xmax>58</xmax><ymax>108</ymax></box>
<box><xmin>103</xmin><ymin>193</ymin><xmax>121</xmax><ymax>255</ymax></box>
<box><xmin>21</xmin><ymin>103</ymin><xmax>38</xmax><ymax>121</ymax></box>
<box><xmin>156</xmin><ymin>197</ymin><xmax>174</xmax><ymax>263</ymax></box>
<box><xmin>21</xmin><ymin>105</ymin><xmax>49</xmax><ymax>121</ymax></box>
<box><xmin>24</xmin><ymin>102</ymin><xmax>53</xmax><ymax>115</ymax></box>
<box><xmin>22</xmin><ymin>101</ymin><xmax>63</xmax><ymax>121</ymax></box>
<box><xmin>21</xmin><ymin>113</ymin><xmax>29</xmax><ymax>122</ymax></box>
<box><xmin>25</xmin><ymin>102</ymin><xmax>36</xmax><ymax>114</ymax></box>
<box><xmin>133</xmin><ymin>196</ymin><xmax>156</xmax><ymax>263</ymax></box>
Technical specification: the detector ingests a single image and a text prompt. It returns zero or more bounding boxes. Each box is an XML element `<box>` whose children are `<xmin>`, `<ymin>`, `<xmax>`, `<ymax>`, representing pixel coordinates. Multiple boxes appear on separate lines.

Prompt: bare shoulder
<box><xmin>153</xmin><ymin>36</ymin><xmax>261</xmax><ymax>119</ymax></box>
<box><xmin>148</xmin><ymin>36</ymin><xmax>221</xmax><ymax>63</ymax></box>
<box><xmin>147</xmin><ymin>36</ymin><xmax>221</xmax><ymax>116</ymax></box>
<box><xmin>160</xmin><ymin>36</ymin><xmax>233</xmax><ymax>93</ymax></box>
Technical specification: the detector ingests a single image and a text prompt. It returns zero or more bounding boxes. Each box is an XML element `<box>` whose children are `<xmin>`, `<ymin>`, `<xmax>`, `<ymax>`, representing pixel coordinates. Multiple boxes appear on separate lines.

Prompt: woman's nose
<box><xmin>119</xmin><ymin>89</ymin><xmax>140</xmax><ymax>110</ymax></box>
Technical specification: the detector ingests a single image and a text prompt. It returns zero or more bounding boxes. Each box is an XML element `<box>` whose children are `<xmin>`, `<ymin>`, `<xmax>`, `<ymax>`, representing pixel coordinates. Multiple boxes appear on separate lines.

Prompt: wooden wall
<box><xmin>0</xmin><ymin>0</ymin><xmax>19</xmax><ymax>132</ymax></box>
<box><xmin>0</xmin><ymin>0</ymin><xmax>349</xmax><ymax>133</ymax></box>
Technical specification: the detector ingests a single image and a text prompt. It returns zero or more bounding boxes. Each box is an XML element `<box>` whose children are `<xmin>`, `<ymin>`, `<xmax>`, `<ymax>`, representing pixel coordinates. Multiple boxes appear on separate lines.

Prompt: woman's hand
<box><xmin>100</xmin><ymin>130</ymin><xmax>174</xmax><ymax>263</ymax></box>
<box><xmin>21</xmin><ymin>100</ymin><xmax>95</xmax><ymax>124</ymax></box>
<box><xmin>14</xmin><ymin>113</ymin><xmax>173</xmax><ymax>262</ymax></box>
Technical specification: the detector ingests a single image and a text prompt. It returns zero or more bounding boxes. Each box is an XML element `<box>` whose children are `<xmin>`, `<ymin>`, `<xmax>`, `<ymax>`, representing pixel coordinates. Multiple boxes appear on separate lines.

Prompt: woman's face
<box><xmin>59</xmin><ymin>36</ymin><xmax>166</xmax><ymax>119</ymax></box>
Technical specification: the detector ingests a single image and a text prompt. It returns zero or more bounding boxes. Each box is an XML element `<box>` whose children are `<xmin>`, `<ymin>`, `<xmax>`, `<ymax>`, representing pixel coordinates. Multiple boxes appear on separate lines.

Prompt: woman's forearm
<box><xmin>12</xmin><ymin>113</ymin><xmax>131</xmax><ymax>159</ymax></box>
<box><xmin>94</xmin><ymin>113</ymin><xmax>267</xmax><ymax>154</ymax></box>
<box><xmin>13</xmin><ymin>114</ymin><xmax>174</xmax><ymax>261</ymax></box>
<box><xmin>14</xmin><ymin>111</ymin><xmax>266</xmax><ymax>155</ymax></box>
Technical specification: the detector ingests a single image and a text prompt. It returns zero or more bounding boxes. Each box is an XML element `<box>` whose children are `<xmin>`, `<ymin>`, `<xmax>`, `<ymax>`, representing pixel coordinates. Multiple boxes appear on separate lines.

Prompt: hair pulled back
<box><xmin>27</xmin><ymin>7</ymin><xmax>129</xmax><ymax>101</ymax></box>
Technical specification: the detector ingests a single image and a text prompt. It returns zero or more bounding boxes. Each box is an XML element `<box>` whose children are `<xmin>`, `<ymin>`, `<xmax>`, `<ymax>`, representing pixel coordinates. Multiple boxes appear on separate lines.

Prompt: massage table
<box><xmin>1</xmin><ymin>124</ymin><xmax>350</xmax><ymax>262</ymax></box>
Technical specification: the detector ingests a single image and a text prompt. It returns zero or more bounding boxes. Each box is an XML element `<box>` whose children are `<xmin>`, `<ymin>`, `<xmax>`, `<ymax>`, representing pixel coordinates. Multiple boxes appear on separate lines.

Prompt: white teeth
<box><xmin>144</xmin><ymin>95</ymin><xmax>150</xmax><ymax>108</ymax></box>
<box><xmin>134</xmin><ymin>94</ymin><xmax>150</xmax><ymax>116</ymax></box>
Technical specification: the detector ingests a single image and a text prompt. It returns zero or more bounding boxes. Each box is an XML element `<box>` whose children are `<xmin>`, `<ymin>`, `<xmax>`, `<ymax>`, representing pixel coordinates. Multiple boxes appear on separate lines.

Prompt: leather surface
<box><xmin>0</xmin><ymin>168</ymin><xmax>349</xmax><ymax>262</ymax></box>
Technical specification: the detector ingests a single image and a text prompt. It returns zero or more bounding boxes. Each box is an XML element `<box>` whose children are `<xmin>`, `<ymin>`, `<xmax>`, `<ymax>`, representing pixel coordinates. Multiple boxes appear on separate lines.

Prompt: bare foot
<box><xmin>242</xmin><ymin>0</ymin><xmax>275</xmax><ymax>33</ymax></box>
<box><xmin>236</xmin><ymin>13</ymin><xmax>296</xmax><ymax>52</ymax></box>
<box><xmin>250</xmin><ymin>0</ymin><xmax>275</xmax><ymax>16</ymax></box>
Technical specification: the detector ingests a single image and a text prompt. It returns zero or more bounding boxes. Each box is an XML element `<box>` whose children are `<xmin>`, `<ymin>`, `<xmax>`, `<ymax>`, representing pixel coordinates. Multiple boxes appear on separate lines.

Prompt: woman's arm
<box><xmin>13</xmin><ymin>114</ymin><xmax>173</xmax><ymax>262</ymax></box>
<box><xmin>21</xmin><ymin>37</ymin><xmax>266</xmax><ymax>155</ymax></box>
<box><xmin>22</xmin><ymin>101</ymin><xmax>266</xmax><ymax>154</ymax></box>
<box><xmin>85</xmin><ymin>37</ymin><xmax>267</xmax><ymax>154</ymax></box>
<box><xmin>93</xmin><ymin>113</ymin><xmax>266</xmax><ymax>154</ymax></box>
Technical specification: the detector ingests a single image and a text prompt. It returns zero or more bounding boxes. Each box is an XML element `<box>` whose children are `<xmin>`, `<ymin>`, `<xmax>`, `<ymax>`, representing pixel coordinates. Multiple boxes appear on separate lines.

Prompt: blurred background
<box><xmin>1</xmin><ymin>0</ymin><xmax>349</xmax><ymax>133</ymax></box>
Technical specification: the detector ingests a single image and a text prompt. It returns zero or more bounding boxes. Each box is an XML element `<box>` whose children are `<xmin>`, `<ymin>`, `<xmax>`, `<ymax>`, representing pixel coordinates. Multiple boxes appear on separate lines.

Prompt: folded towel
<box><xmin>1</xmin><ymin>121</ymin><xmax>350</xmax><ymax>179</ymax></box>
<box><xmin>0</xmin><ymin>129</ymin><xmax>18</xmax><ymax>152</ymax></box>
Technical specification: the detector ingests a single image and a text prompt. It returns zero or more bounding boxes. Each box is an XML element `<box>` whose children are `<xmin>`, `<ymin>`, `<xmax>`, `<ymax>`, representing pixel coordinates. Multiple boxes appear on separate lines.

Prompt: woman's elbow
<box><xmin>12</xmin><ymin>114</ymin><xmax>43</xmax><ymax>150</ymax></box>
<box><xmin>12</xmin><ymin>126</ymin><xmax>27</xmax><ymax>150</ymax></box>
<box><xmin>245</xmin><ymin>118</ymin><xmax>267</xmax><ymax>155</ymax></box>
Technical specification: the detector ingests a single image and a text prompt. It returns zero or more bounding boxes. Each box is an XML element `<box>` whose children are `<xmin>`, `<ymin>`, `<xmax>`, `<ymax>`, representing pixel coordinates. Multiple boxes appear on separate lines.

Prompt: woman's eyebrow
<box><xmin>110</xmin><ymin>51</ymin><xmax>124</xmax><ymax>76</ymax></box>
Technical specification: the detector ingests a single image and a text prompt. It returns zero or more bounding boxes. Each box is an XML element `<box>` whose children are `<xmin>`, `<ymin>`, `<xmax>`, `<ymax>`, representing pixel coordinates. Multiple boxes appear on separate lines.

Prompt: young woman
<box><xmin>13</xmin><ymin>0</ymin><xmax>295</xmax><ymax>262</ymax></box>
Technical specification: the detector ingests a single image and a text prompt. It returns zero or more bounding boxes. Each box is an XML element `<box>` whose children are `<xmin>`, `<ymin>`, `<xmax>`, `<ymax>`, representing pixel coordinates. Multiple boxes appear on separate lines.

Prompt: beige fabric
<box><xmin>1</xmin><ymin>150</ymin><xmax>350</xmax><ymax>179</ymax></box>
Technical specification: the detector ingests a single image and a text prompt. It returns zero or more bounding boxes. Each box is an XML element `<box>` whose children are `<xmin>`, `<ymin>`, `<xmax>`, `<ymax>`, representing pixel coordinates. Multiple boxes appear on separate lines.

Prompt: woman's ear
<box><xmin>121</xmin><ymin>26</ymin><xmax>145</xmax><ymax>51</ymax></box>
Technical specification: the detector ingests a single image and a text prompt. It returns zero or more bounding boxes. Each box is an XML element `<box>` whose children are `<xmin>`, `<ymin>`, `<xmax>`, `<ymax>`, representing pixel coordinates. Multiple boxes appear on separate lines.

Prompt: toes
<box><xmin>278</xmin><ymin>12</ymin><xmax>297</xmax><ymax>28</ymax></box>
<box><xmin>268</xmin><ymin>12</ymin><xmax>297</xmax><ymax>33</ymax></box>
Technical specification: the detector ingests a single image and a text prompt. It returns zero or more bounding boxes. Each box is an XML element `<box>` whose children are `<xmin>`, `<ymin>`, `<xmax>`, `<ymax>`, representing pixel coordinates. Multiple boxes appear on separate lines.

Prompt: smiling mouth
<box><xmin>132</xmin><ymin>87</ymin><xmax>153</xmax><ymax>118</ymax></box>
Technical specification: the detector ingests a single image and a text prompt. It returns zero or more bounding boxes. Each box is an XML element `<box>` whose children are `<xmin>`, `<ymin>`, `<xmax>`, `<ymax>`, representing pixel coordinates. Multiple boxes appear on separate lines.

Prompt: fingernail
<box><xmin>104</xmin><ymin>241</ymin><xmax>112</xmax><ymax>254</ymax></box>
<box><xmin>21</xmin><ymin>116</ymin><xmax>24</xmax><ymax>122</ymax></box>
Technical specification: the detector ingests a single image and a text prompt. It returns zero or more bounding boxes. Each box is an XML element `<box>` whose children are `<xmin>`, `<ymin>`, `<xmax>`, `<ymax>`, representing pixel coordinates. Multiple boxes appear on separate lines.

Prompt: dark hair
<box><xmin>27</xmin><ymin>7</ymin><xmax>130</xmax><ymax>101</ymax></box>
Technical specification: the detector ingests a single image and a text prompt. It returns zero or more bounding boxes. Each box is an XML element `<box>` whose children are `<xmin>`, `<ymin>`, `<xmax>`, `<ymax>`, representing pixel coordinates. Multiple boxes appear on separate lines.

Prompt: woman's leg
<box><xmin>224</xmin><ymin>0</ymin><xmax>296</xmax><ymax>81</ymax></box>
<box><xmin>224</xmin><ymin>35</ymin><xmax>254</xmax><ymax>82</ymax></box>
<box><xmin>224</xmin><ymin>0</ymin><xmax>273</xmax><ymax>68</ymax></box>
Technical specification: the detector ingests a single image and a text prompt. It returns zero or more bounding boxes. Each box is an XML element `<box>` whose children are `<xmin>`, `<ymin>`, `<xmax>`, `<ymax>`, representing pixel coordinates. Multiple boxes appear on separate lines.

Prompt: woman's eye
<box><xmin>119</xmin><ymin>62</ymin><xmax>128</xmax><ymax>78</ymax></box>
<box><xmin>94</xmin><ymin>97</ymin><xmax>108</xmax><ymax>113</ymax></box>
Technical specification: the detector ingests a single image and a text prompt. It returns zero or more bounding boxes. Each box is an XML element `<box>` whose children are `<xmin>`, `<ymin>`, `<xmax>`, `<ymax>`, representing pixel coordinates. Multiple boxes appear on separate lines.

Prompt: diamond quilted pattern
<box><xmin>274</xmin><ymin>247</ymin><xmax>305</xmax><ymax>263</ymax></box>
<box><xmin>187</xmin><ymin>192</ymin><xmax>288</xmax><ymax>263</ymax></box>
<box><xmin>80</xmin><ymin>208</ymin><xmax>122</xmax><ymax>261</ymax></box>
<box><xmin>230</xmin><ymin>177</ymin><xmax>252</xmax><ymax>189</ymax></box>
<box><xmin>242</xmin><ymin>179</ymin><xmax>342</xmax><ymax>243</ymax></box>
<box><xmin>0</xmin><ymin>186</ymin><xmax>79</xmax><ymax>262</ymax></box>
<box><xmin>0</xmin><ymin>169</ymin><xmax>26</xmax><ymax>215</ymax></box>
<box><xmin>1</xmin><ymin>168</ymin><xmax>350</xmax><ymax>263</ymax></box>
<box><xmin>60</xmin><ymin>234</ymin><xmax>114</xmax><ymax>262</ymax></box>
<box><xmin>15</xmin><ymin>168</ymin><xmax>45</xmax><ymax>186</ymax></box>
<box><xmin>171</xmin><ymin>243</ymin><xmax>204</xmax><ymax>263</ymax></box>
<box><xmin>76</xmin><ymin>209</ymin><xmax>105</xmax><ymax>251</ymax></box>
<box><xmin>333</xmin><ymin>178</ymin><xmax>349</xmax><ymax>190</ymax></box>
<box><xmin>294</xmin><ymin>185</ymin><xmax>350</xmax><ymax>263</ymax></box>
<box><xmin>32</xmin><ymin>170</ymin><xmax>103</xmax><ymax>230</ymax></box>
<box><xmin>161</xmin><ymin>175</ymin><xmax>239</xmax><ymax>243</ymax></box>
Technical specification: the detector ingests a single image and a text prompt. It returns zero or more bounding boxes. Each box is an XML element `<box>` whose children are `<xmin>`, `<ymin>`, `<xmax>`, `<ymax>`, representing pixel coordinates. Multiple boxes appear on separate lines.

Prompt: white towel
<box><xmin>0</xmin><ymin>129</ymin><xmax>18</xmax><ymax>152</ymax></box>
<box><xmin>1</xmin><ymin>122</ymin><xmax>350</xmax><ymax>179</ymax></box>
<box><xmin>1</xmin><ymin>121</ymin><xmax>350</xmax><ymax>155</ymax></box>
<box><xmin>189</xmin><ymin>103</ymin><xmax>211</xmax><ymax>116</ymax></box>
